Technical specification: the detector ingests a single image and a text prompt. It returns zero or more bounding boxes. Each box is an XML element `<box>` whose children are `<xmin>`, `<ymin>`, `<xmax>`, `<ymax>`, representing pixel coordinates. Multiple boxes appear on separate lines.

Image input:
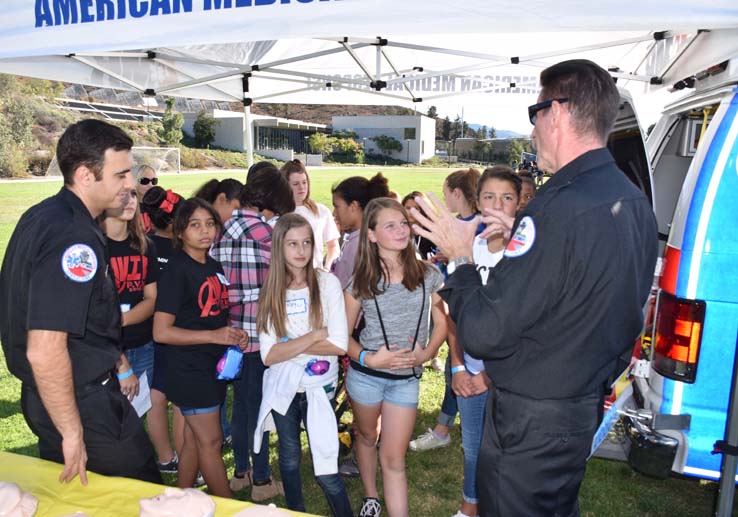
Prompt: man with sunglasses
<box><xmin>411</xmin><ymin>60</ymin><xmax>658</xmax><ymax>516</ymax></box>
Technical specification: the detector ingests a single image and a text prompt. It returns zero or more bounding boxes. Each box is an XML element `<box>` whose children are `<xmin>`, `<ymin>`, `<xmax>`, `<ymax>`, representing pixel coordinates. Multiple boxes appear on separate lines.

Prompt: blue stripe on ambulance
<box><xmin>661</xmin><ymin>92</ymin><xmax>738</xmax><ymax>479</ymax></box>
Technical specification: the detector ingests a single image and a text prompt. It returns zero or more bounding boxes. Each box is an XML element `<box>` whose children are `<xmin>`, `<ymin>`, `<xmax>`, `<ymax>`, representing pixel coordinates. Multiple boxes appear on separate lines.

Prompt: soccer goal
<box><xmin>45</xmin><ymin>146</ymin><xmax>180</xmax><ymax>176</ymax></box>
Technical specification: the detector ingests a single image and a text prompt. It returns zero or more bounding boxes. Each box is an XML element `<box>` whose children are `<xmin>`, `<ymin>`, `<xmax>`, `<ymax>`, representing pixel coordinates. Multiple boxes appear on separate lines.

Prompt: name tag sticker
<box><xmin>286</xmin><ymin>298</ymin><xmax>308</xmax><ymax>316</ymax></box>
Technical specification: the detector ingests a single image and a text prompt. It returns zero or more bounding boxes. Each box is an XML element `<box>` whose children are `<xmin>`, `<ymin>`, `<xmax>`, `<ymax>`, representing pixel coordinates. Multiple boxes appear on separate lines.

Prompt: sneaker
<box><xmin>358</xmin><ymin>497</ymin><xmax>381</xmax><ymax>517</ymax></box>
<box><xmin>338</xmin><ymin>455</ymin><xmax>359</xmax><ymax>477</ymax></box>
<box><xmin>251</xmin><ymin>477</ymin><xmax>284</xmax><ymax>502</ymax></box>
<box><xmin>157</xmin><ymin>452</ymin><xmax>178</xmax><ymax>474</ymax></box>
<box><xmin>222</xmin><ymin>434</ymin><xmax>233</xmax><ymax>449</ymax></box>
<box><xmin>229</xmin><ymin>471</ymin><xmax>251</xmax><ymax>492</ymax></box>
<box><xmin>409</xmin><ymin>428</ymin><xmax>451</xmax><ymax>451</ymax></box>
<box><xmin>194</xmin><ymin>471</ymin><xmax>205</xmax><ymax>487</ymax></box>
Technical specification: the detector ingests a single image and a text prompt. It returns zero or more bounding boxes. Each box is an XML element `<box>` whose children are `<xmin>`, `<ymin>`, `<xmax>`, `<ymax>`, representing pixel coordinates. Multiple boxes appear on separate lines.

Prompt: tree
<box><xmin>426</xmin><ymin>106</ymin><xmax>438</xmax><ymax>119</ymax></box>
<box><xmin>308</xmin><ymin>132</ymin><xmax>332</xmax><ymax>156</ymax></box>
<box><xmin>479</xmin><ymin>125</ymin><xmax>488</xmax><ymax>140</ymax></box>
<box><xmin>507</xmin><ymin>138</ymin><xmax>532</xmax><ymax>166</ymax></box>
<box><xmin>157</xmin><ymin>97</ymin><xmax>184</xmax><ymax>146</ymax></box>
<box><xmin>5</xmin><ymin>98</ymin><xmax>33</xmax><ymax>147</ymax></box>
<box><xmin>370</xmin><ymin>135</ymin><xmax>403</xmax><ymax>156</ymax></box>
<box><xmin>488</xmin><ymin>126</ymin><xmax>497</xmax><ymax>139</ymax></box>
<box><xmin>193</xmin><ymin>110</ymin><xmax>219</xmax><ymax>148</ymax></box>
<box><xmin>442</xmin><ymin>117</ymin><xmax>451</xmax><ymax>141</ymax></box>
<box><xmin>329</xmin><ymin>137</ymin><xmax>363</xmax><ymax>163</ymax></box>
<box><xmin>473</xmin><ymin>139</ymin><xmax>491</xmax><ymax>162</ymax></box>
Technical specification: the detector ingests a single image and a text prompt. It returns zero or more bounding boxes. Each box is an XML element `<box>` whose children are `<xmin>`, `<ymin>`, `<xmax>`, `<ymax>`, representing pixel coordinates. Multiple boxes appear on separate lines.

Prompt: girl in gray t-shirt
<box><xmin>344</xmin><ymin>198</ymin><xmax>447</xmax><ymax>517</ymax></box>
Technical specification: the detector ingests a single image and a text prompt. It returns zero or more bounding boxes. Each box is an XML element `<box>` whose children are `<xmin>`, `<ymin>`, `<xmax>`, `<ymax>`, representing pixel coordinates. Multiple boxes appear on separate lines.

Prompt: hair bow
<box><xmin>160</xmin><ymin>190</ymin><xmax>180</xmax><ymax>214</ymax></box>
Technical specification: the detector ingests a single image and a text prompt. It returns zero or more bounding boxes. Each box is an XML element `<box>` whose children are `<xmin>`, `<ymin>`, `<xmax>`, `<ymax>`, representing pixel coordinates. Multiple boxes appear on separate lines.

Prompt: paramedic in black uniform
<box><xmin>0</xmin><ymin>119</ymin><xmax>161</xmax><ymax>485</ymax></box>
<box><xmin>411</xmin><ymin>60</ymin><xmax>658</xmax><ymax>516</ymax></box>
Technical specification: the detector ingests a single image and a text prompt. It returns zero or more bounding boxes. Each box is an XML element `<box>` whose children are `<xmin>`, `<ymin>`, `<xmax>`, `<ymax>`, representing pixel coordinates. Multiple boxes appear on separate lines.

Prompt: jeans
<box><xmin>438</xmin><ymin>353</ymin><xmax>458</xmax><ymax>427</ymax></box>
<box><xmin>456</xmin><ymin>389</ymin><xmax>489</xmax><ymax>504</ymax></box>
<box><xmin>125</xmin><ymin>341</ymin><xmax>155</xmax><ymax>387</ymax></box>
<box><xmin>272</xmin><ymin>393</ymin><xmax>352</xmax><ymax>517</ymax></box>
<box><xmin>231</xmin><ymin>352</ymin><xmax>270</xmax><ymax>481</ymax></box>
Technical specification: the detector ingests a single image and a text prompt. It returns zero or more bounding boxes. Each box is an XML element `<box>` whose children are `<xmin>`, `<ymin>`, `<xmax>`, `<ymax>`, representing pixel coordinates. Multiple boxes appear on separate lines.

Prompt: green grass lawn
<box><xmin>0</xmin><ymin>166</ymin><xmax>734</xmax><ymax>516</ymax></box>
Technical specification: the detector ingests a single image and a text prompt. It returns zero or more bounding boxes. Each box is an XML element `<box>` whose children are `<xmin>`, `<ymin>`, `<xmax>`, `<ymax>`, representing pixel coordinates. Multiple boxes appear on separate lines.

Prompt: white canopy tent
<box><xmin>2</xmin><ymin>1</ymin><xmax>738</xmax><ymax>163</ymax></box>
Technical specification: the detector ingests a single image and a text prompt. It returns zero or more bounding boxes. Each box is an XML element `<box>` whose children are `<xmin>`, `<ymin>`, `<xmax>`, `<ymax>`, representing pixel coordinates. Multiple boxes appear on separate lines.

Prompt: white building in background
<box><xmin>182</xmin><ymin>109</ymin><xmax>327</xmax><ymax>164</ymax></box>
<box><xmin>331</xmin><ymin>114</ymin><xmax>436</xmax><ymax>164</ymax></box>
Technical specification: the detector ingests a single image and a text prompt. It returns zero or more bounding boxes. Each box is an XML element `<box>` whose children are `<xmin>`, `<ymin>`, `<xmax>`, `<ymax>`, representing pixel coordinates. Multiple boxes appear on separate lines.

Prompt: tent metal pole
<box><xmin>384</xmin><ymin>41</ymin><xmax>509</xmax><ymax>61</ymax></box>
<box><xmin>244</xmin><ymin>106</ymin><xmax>253</xmax><ymax>168</ymax></box>
<box><xmin>653</xmin><ymin>32</ymin><xmax>702</xmax><ymax>83</ymax></box>
<box><xmin>380</xmin><ymin>49</ymin><xmax>417</xmax><ymax>99</ymax></box>
<box><xmin>608</xmin><ymin>71</ymin><xmax>655</xmax><ymax>83</ymax></box>
<box><xmin>520</xmin><ymin>33</ymin><xmax>658</xmax><ymax>61</ymax></box>
<box><xmin>376</xmin><ymin>46</ymin><xmax>382</xmax><ymax>83</ymax></box>
<box><xmin>72</xmin><ymin>51</ymin><xmax>149</xmax><ymax>58</ymax></box>
<box><xmin>156</xmin><ymin>69</ymin><xmax>248</xmax><ymax>94</ymax></box>
<box><xmin>256</xmin><ymin>43</ymin><xmax>370</xmax><ymax>70</ymax></box>
<box><xmin>259</xmin><ymin>68</ymin><xmax>370</xmax><ymax>87</ymax></box>
<box><xmin>340</xmin><ymin>42</ymin><xmax>375</xmax><ymax>81</ymax></box>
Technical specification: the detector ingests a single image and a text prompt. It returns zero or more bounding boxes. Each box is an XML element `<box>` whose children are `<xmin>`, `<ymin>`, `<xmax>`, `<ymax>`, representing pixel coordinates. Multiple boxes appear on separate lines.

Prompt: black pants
<box><xmin>477</xmin><ymin>386</ymin><xmax>601</xmax><ymax>517</ymax></box>
<box><xmin>21</xmin><ymin>377</ymin><xmax>162</xmax><ymax>484</ymax></box>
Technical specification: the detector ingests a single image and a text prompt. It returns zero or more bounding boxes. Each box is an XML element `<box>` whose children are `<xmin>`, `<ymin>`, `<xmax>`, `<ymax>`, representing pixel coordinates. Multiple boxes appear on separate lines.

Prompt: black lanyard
<box><xmin>373</xmin><ymin>277</ymin><xmax>426</xmax><ymax>379</ymax></box>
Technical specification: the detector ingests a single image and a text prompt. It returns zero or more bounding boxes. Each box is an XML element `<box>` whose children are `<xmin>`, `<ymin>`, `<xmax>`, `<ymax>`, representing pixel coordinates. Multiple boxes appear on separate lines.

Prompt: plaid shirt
<box><xmin>210</xmin><ymin>209</ymin><xmax>271</xmax><ymax>352</ymax></box>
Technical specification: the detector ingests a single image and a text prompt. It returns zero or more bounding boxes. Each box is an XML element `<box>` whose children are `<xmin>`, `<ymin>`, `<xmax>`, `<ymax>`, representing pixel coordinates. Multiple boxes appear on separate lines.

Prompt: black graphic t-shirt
<box><xmin>149</xmin><ymin>234</ymin><xmax>174</xmax><ymax>274</ymax></box>
<box><xmin>107</xmin><ymin>236</ymin><xmax>159</xmax><ymax>349</ymax></box>
<box><xmin>155</xmin><ymin>251</ymin><xmax>230</xmax><ymax>408</ymax></box>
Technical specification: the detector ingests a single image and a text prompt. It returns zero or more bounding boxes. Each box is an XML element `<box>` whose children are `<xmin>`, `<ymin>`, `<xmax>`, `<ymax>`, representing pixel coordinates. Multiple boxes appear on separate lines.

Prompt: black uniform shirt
<box><xmin>0</xmin><ymin>188</ymin><xmax>122</xmax><ymax>387</ymax></box>
<box><xmin>441</xmin><ymin>148</ymin><xmax>658</xmax><ymax>399</ymax></box>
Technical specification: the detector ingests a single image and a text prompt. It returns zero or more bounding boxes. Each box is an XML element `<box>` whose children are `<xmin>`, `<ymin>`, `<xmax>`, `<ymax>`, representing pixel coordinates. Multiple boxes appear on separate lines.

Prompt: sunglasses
<box><xmin>528</xmin><ymin>98</ymin><xmax>569</xmax><ymax>125</ymax></box>
<box><xmin>138</xmin><ymin>177</ymin><xmax>158</xmax><ymax>186</ymax></box>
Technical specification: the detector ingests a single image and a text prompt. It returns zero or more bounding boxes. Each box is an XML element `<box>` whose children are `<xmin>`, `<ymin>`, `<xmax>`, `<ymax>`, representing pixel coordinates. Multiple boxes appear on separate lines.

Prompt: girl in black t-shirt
<box><xmin>153</xmin><ymin>198</ymin><xmax>248</xmax><ymax>498</ymax></box>
<box><xmin>100</xmin><ymin>191</ymin><xmax>158</xmax><ymax>396</ymax></box>
<box><xmin>141</xmin><ymin>187</ymin><xmax>184</xmax><ymax>474</ymax></box>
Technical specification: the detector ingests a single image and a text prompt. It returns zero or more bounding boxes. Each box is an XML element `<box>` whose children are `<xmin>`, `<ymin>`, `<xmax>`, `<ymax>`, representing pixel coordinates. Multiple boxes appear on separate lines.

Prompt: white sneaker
<box><xmin>358</xmin><ymin>497</ymin><xmax>381</xmax><ymax>517</ymax></box>
<box><xmin>409</xmin><ymin>428</ymin><xmax>451</xmax><ymax>451</ymax></box>
<box><xmin>451</xmin><ymin>512</ymin><xmax>477</xmax><ymax>517</ymax></box>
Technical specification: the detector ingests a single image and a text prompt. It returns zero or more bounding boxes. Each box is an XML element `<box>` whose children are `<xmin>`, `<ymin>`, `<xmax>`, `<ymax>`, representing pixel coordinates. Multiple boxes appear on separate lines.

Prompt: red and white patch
<box><xmin>61</xmin><ymin>243</ymin><xmax>98</xmax><ymax>282</ymax></box>
<box><xmin>504</xmin><ymin>216</ymin><xmax>536</xmax><ymax>258</ymax></box>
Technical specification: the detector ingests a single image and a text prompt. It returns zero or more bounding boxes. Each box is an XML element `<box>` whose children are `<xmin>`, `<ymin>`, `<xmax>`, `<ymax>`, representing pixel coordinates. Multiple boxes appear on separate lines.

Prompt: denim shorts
<box><xmin>347</xmin><ymin>367</ymin><xmax>419</xmax><ymax>408</ymax></box>
<box><xmin>179</xmin><ymin>404</ymin><xmax>220</xmax><ymax>416</ymax></box>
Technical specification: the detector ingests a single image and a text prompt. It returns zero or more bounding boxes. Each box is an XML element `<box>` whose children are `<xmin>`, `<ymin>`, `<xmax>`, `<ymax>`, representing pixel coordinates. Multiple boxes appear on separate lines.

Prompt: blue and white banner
<box><xmin>2</xmin><ymin>1</ymin><xmax>738</xmax><ymax>59</ymax></box>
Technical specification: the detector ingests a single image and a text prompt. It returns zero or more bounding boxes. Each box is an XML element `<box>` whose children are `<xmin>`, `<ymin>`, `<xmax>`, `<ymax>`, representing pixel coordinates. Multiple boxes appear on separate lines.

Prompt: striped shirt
<box><xmin>210</xmin><ymin>209</ymin><xmax>272</xmax><ymax>352</ymax></box>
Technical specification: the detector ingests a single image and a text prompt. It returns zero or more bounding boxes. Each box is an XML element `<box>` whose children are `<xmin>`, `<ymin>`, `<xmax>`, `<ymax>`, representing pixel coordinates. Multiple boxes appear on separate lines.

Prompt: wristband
<box><xmin>450</xmin><ymin>365</ymin><xmax>466</xmax><ymax>375</ymax></box>
<box><xmin>358</xmin><ymin>350</ymin><xmax>368</xmax><ymax>367</ymax></box>
<box><xmin>117</xmin><ymin>369</ymin><xmax>133</xmax><ymax>380</ymax></box>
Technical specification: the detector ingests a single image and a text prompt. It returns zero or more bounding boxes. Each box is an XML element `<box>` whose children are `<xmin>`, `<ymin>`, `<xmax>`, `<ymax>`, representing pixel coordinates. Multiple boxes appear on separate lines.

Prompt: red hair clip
<box><xmin>159</xmin><ymin>189</ymin><xmax>180</xmax><ymax>214</ymax></box>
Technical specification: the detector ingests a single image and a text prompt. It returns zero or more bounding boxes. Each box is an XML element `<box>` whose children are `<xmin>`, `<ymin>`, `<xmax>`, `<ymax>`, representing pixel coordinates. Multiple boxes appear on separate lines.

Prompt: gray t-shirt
<box><xmin>348</xmin><ymin>265</ymin><xmax>443</xmax><ymax>376</ymax></box>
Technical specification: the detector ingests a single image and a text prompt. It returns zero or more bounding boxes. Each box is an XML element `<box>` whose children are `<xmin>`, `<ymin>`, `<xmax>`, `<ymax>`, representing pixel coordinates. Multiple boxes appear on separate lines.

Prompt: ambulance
<box><xmin>597</xmin><ymin>57</ymin><xmax>738</xmax><ymax>482</ymax></box>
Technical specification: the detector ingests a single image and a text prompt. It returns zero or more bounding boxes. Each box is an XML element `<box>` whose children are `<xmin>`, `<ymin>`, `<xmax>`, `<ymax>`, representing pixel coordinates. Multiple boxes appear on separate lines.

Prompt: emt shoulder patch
<box><xmin>61</xmin><ymin>243</ymin><xmax>98</xmax><ymax>282</ymax></box>
<box><xmin>504</xmin><ymin>216</ymin><xmax>536</xmax><ymax>258</ymax></box>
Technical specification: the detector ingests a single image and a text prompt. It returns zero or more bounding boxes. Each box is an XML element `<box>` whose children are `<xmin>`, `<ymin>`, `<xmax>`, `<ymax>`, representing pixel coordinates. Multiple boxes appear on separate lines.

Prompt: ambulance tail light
<box><xmin>652</xmin><ymin>290</ymin><xmax>705</xmax><ymax>384</ymax></box>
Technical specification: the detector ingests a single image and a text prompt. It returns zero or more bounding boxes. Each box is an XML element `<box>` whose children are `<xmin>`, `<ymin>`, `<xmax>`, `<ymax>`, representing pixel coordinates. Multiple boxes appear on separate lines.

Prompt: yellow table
<box><xmin>0</xmin><ymin>452</ymin><xmax>310</xmax><ymax>516</ymax></box>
